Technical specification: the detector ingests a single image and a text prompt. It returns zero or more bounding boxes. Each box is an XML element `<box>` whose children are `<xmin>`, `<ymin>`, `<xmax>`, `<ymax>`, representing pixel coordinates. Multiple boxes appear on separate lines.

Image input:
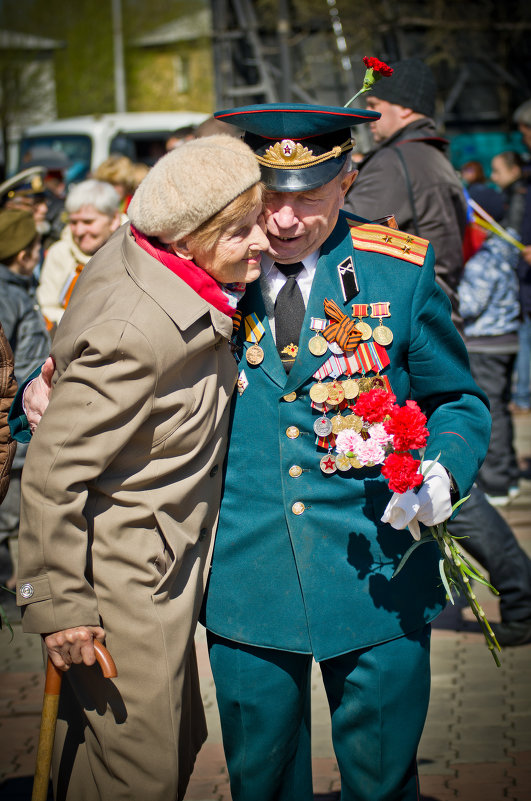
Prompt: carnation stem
<box><xmin>430</xmin><ymin>524</ymin><xmax>501</xmax><ymax>666</ymax></box>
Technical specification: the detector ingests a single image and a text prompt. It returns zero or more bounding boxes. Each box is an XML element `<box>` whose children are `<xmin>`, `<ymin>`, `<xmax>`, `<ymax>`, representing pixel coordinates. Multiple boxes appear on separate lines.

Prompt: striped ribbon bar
<box><xmin>370</xmin><ymin>302</ymin><xmax>391</xmax><ymax>319</ymax></box>
<box><xmin>244</xmin><ymin>312</ymin><xmax>266</xmax><ymax>343</ymax></box>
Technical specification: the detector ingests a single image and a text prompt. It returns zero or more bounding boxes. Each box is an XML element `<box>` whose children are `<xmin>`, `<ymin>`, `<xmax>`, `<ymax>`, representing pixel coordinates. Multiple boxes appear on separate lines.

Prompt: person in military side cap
<box><xmin>14</xmin><ymin>99</ymin><xmax>492</xmax><ymax>799</ymax></box>
<box><xmin>196</xmin><ymin>101</ymin><xmax>491</xmax><ymax>800</ymax></box>
<box><xmin>0</xmin><ymin>209</ymin><xmax>50</xmax><ymax>617</ymax></box>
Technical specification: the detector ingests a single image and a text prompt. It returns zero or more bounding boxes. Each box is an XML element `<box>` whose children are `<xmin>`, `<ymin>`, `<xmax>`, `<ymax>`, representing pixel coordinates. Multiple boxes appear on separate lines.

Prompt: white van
<box><xmin>13</xmin><ymin>111</ymin><xmax>209</xmax><ymax>181</ymax></box>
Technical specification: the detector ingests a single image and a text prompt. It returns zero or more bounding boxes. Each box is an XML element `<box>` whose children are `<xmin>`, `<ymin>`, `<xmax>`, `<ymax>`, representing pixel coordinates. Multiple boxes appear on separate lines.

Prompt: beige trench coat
<box><xmin>16</xmin><ymin>225</ymin><xmax>237</xmax><ymax>800</ymax></box>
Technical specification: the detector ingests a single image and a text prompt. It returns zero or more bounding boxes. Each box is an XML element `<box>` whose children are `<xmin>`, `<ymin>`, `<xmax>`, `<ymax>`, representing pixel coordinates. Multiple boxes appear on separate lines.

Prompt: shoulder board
<box><xmin>347</xmin><ymin>219</ymin><xmax>429</xmax><ymax>267</ymax></box>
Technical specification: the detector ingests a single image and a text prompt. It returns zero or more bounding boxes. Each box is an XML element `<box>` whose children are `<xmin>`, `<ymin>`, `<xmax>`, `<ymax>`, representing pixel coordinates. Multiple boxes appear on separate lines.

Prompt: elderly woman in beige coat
<box><xmin>16</xmin><ymin>135</ymin><xmax>268</xmax><ymax>801</ymax></box>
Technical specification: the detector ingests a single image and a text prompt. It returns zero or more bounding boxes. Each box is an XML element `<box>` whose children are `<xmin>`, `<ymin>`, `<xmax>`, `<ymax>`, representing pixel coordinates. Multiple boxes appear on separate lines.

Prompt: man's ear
<box><xmin>340</xmin><ymin>169</ymin><xmax>358</xmax><ymax>197</ymax></box>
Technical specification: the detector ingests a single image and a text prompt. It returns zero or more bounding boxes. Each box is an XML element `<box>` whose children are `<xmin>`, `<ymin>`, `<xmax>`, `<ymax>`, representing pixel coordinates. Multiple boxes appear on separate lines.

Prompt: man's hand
<box><xmin>44</xmin><ymin>625</ymin><xmax>106</xmax><ymax>671</ymax></box>
<box><xmin>23</xmin><ymin>356</ymin><xmax>55</xmax><ymax>433</ymax></box>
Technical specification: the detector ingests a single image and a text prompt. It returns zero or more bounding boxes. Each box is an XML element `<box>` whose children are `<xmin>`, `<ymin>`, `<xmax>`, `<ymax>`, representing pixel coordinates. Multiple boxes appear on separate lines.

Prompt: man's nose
<box><xmin>272</xmin><ymin>204</ymin><xmax>297</xmax><ymax>229</ymax></box>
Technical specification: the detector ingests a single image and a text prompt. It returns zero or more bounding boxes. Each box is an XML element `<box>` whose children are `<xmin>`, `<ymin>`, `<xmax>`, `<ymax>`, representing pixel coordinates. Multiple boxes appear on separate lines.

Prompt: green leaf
<box><xmin>451</xmin><ymin>494</ymin><xmax>470</xmax><ymax>513</ymax></box>
<box><xmin>392</xmin><ymin>534</ymin><xmax>433</xmax><ymax>577</ymax></box>
<box><xmin>439</xmin><ymin>558</ymin><xmax>455</xmax><ymax>603</ymax></box>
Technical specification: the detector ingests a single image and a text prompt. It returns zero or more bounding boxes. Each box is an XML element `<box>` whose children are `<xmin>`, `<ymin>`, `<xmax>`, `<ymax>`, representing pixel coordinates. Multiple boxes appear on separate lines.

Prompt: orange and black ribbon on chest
<box><xmin>322</xmin><ymin>298</ymin><xmax>362</xmax><ymax>352</ymax></box>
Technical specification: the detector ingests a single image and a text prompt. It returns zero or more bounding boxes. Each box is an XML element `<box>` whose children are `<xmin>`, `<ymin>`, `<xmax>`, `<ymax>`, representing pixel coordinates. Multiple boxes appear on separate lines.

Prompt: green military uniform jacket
<box><xmin>202</xmin><ymin>211</ymin><xmax>490</xmax><ymax>661</ymax></box>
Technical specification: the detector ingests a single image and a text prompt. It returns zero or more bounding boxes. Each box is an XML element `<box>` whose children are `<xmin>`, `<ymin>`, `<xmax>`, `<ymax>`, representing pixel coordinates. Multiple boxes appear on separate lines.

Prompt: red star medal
<box><xmin>320</xmin><ymin>454</ymin><xmax>337</xmax><ymax>474</ymax></box>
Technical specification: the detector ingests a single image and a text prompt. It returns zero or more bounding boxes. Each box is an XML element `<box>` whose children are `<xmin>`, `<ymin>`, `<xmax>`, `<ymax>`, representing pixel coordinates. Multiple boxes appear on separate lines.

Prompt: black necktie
<box><xmin>274</xmin><ymin>262</ymin><xmax>305</xmax><ymax>373</ymax></box>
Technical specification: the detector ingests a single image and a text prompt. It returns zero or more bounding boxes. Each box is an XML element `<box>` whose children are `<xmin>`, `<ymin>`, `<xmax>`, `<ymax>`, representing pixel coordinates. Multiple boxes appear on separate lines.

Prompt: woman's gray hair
<box><xmin>65</xmin><ymin>179</ymin><xmax>121</xmax><ymax>216</ymax></box>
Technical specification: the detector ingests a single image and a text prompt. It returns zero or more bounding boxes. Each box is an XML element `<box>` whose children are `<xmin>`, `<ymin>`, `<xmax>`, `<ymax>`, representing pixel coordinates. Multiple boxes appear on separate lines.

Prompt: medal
<box><xmin>308</xmin><ymin>317</ymin><xmax>328</xmax><ymax>356</ymax></box>
<box><xmin>246</xmin><ymin>344</ymin><xmax>264</xmax><ymax>365</ymax></box>
<box><xmin>343</xmin><ymin>414</ymin><xmax>363</xmax><ymax>432</ymax></box>
<box><xmin>327</xmin><ymin>340</ymin><xmax>344</xmax><ymax>355</ymax></box>
<box><xmin>313</xmin><ymin>416</ymin><xmax>333</xmax><ymax>437</ymax></box>
<box><xmin>320</xmin><ymin>453</ymin><xmax>337</xmax><ymax>474</ymax></box>
<box><xmin>349</xmin><ymin>455</ymin><xmax>363</xmax><ymax>469</ymax></box>
<box><xmin>308</xmin><ymin>333</ymin><xmax>328</xmax><ymax>356</ymax></box>
<box><xmin>326</xmin><ymin>381</ymin><xmax>345</xmax><ymax>406</ymax></box>
<box><xmin>370</xmin><ymin>302</ymin><xmax>393</xmax><ymax>347</ymax></box>
<box><xmin>352</xmin><ymin>304</ymin><xmax>372</xmax><ymax>341</ymax></box>
<box><xmin>342</xmin><ymin>378</ymin><xmax>359</xmax><ymax>400</ymax></box>
<box><xmin>358</xmin><ymin>377</ymin><xmax>372</xmax><ymax>393</ymax></box>
<box><xmin>331</xmin><ymin>414</ymin><xmax>347</xmax><ymax>435</ymax></box>
<box><xmin>310</xmin><ymin>381</ymin><xmax>330</xmax><ymax>404</ymax></box>
<box><xmin>335</xmin><ymin>452</ymin><xmax>352</xmax><ymax>472</ymax></box>
<box><xmin>244</xmin><ymin>312</ymin><xmax>267</xmax><ymax>364</ymax></box>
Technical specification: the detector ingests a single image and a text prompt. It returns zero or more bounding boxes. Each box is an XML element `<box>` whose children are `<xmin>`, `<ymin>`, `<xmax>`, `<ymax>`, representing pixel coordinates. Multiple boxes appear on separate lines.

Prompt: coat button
<box><xmin>283</xmin><ymin>392</ymin><xmax>297</xmax><ymax>402</ymax></box>
<box><xmin>210</xmin><ymin>464</ymin><xmax>219</xmax><ymax>477</ymax></box>
<box><xmin>292</xmin><ymin>502</ymin><xmax>305</xmax><ymax>515</ymax></box>
<box><xmin>286</xmin><ymin>426</ymin><xmax>300</xmax><ymax>439</ymax></box>
<box><xmin>199</xmin><ymin>528</ymin><xmax>208</xmax><ymax>541</ymax></box>
<box><xmin>289</xmin><ymin>465</ymin><xmax>303</xmax><ymax>478</ymax></box>
<box><xmin>19</xmin><ymin>583</ymin><xmax>34</xmax><ymax>599</ymax></box>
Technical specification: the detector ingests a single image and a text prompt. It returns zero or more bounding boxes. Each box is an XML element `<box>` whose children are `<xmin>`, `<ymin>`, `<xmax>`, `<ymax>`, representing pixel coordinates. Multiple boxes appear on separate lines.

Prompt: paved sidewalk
<box><xmin>1</xmin><ymin>416</ymin><xmax>531</xmax><ymax>800</ymax></box>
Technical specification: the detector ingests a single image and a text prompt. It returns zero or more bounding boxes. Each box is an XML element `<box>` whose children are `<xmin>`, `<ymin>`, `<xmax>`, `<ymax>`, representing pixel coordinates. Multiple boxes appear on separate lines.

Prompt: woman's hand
<box><xmin>23</xmin><ymin>356</ymin><xmax>55</xmax><ymax>433</ymax></box>
<box><xmin>44</xmin><ymin>625</ymin><xmax>106</xmax><ymax>671</ymax></box>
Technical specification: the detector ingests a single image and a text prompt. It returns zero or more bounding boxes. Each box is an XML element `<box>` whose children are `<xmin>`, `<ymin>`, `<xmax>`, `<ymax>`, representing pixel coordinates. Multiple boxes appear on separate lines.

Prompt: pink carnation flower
<box><xmin>356</xmin><ymin>438</ymin><xmax>386</xmax><ymax>466</ymax></box>
<box><xmin>367</xmin><ymin>422</ymin><xmax>393</xmax><ymax>447</ymax></box>
<box><xmin>335</xmin><ymin>429</ymin><xmax>364</xmax><ymax>455</ymax></box>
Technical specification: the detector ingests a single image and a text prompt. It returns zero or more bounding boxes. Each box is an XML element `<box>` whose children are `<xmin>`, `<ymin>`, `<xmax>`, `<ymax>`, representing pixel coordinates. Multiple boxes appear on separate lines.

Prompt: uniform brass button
<box><xmin>286</xmin><ymin>426</ymin><xmax>300</xmax><ymax>439</ymax></box>
<box><xmin>292</xmin><ymin>501</ymin><xmax>305</xmax><ymax>515</ymax></box>
<box><xmin>210</xmin><ymin>464</ymin><xmax>219</xmax><ymax>477</ymax></box>
<box><xmin>283</xmin><ymin>392</ymin><xmax>297</xmax><ymax>403</ymax></box>
<box><xmin>19</xmin><ymin>583</ymin><xmax>34</xmax><ymax>599</ymax></box>
<box><xmin>289</xmin><ymin>465</ymin><xmax>303</xmax><ymax>478</ymax></box>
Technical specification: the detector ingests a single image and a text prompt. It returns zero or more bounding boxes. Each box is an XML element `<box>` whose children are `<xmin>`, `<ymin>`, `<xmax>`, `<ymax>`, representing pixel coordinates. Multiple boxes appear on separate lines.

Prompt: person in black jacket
<box><xmin>345</xmin><ymin>58</ymin><xmax>467</xmax><ymax>329</ymax></box>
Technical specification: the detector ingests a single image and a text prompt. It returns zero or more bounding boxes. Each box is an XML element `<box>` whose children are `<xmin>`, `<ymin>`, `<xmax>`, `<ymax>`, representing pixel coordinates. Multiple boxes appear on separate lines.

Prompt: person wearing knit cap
<box><xmin>14</xmin><ymin>134</ymin><xmax>268</xmax><ymax>801</ymax></box>
<box><xmin>15</xmin><ymin>103</ymin><xmax>491</xmax><ymax>799</ymax></box>
<box><xmin>0</xmin><ymin>209</ymin><xmax>50</xmax><ymax>620</ymax></box>
<box><xmin>345</xmin><ymin>57</ymin><xmax>468</xmax><ymax>330</ymax></box>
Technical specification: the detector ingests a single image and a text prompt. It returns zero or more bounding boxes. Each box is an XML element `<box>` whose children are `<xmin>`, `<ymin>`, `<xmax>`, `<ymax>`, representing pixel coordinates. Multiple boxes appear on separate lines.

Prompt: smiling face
<box><xmin>69</xmin><ymin>204</ymin><xmax>121</xmax><ymax>256</ymax></box>
<box><xmin>187</xmin><ymin>201</ymin><xmax>269</xmax><ymax>285</ymax></box>
<box><xmin>263</xmin><ymin>169</ymin><xmax>356</xmax><ymax>264</ymax></box>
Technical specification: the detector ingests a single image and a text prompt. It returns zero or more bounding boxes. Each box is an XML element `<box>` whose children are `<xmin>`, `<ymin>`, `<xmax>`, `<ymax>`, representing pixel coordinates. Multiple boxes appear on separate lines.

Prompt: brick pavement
<box><xmin>1</xmin><ymin>416</ymin><xmax>530</xmax><ymax>800</ymax></box>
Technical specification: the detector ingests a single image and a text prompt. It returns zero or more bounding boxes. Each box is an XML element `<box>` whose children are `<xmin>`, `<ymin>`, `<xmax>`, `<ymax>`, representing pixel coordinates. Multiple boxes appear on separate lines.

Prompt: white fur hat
<box><xmin>127</xmin><ymin>134</ymin><xmax>261</xmax><ymax>242</ymax></box>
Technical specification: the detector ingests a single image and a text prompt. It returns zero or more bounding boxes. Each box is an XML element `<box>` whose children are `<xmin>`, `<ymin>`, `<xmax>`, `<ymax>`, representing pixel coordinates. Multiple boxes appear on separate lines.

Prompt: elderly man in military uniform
<box><xmin>14</xmin><ymin>105</ymin><xmax>491</xmax><ymax>800</ymax></box>
<box><xmin>200</xmin><ymin>104</ymin><xmax>490</xmax><ymax>801</ymax></box>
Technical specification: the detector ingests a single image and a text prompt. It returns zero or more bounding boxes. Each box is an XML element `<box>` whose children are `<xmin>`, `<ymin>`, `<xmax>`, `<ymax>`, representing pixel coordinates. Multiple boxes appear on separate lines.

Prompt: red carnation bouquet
<box><xmin>337</xmin><ymin>387</ymin><xmax>501</xmax><ymax>664</ymax></box>
<box><xmin>344</xmin><ymin>56</ymin><xmax>394</xmax><ymax>108</ymax></box>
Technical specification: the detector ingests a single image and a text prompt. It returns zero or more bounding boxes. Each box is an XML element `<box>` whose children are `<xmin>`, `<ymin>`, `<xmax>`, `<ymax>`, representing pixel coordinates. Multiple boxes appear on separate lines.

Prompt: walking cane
<box><xmin>31</xmin><ymin>640</ymin><xmax>118</xmax><ymax>801</ymax></box>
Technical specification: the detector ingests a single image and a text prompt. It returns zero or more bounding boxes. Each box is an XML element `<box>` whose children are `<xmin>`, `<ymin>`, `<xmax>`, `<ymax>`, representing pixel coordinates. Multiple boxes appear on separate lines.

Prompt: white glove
<box><xmin>381</xmin><ymin>460</ymin><xmax>452</xmax><ymax>540</ymax></box>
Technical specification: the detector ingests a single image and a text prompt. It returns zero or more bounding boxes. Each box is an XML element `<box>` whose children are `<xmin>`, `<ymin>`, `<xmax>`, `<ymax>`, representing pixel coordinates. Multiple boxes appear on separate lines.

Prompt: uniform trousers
<box><xmin>207</xmin><ymin>626</ymin><xmax>431</xmax><ymax>801</ymax></box>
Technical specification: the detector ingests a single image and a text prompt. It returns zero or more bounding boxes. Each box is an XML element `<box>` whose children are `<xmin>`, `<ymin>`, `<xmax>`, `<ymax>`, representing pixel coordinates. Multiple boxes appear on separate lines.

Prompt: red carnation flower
<box><xmin>381</xmin><ymin>452</ymin><xmax>423</xmax><ymax>494</ymax></box>
<box><xmin>353</xmin><ymin>388</ymin><xmax>396</xmax><ymax>424</ymax></box>
<box><xmin>384</xmin><ymin>400</ymin><xmax>428</xmax><ymax>452</ymax></box>
<box><xmin>362</xmin><ymin>57</ymin><xmax>394</xmax><ymax>77</ymax></box>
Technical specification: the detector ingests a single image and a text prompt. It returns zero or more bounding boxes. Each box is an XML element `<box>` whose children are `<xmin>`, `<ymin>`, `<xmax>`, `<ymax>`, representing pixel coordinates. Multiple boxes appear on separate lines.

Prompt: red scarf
<box><xmin>130</xmin><ymin>224</ymin><xmax>236</xmax><ymax>317</ymax></box>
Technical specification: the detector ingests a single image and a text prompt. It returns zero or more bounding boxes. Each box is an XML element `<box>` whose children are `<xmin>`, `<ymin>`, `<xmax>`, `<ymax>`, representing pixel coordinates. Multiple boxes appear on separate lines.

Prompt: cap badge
<box><xmin>256</xmin><ymin>139</ymin><xmax>353</xmax><ymax>171</ymax></box>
